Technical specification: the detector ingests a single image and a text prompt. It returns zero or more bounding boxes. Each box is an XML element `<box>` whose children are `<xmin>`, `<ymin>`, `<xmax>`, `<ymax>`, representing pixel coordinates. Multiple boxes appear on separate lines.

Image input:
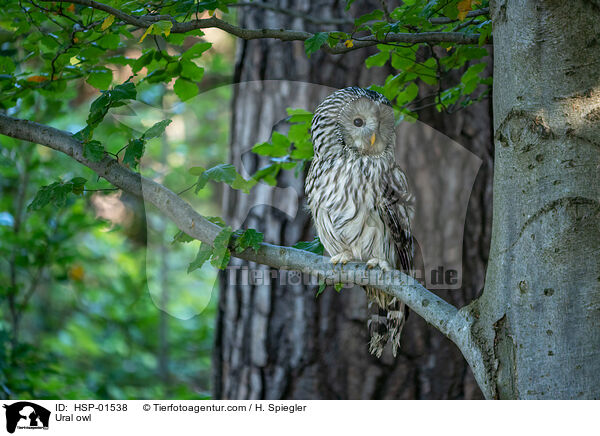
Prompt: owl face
<box><xmin>338</xmin><ymin>97</ymin><xmax>395</xmax><ymax>156</ymax></box>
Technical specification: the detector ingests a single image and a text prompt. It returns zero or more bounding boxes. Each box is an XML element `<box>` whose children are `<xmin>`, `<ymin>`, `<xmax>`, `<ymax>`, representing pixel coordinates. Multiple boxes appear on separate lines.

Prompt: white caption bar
<box><xmin>0</xmin><ymin>400</ymin><xmax>594</xmax><ymax>435</ymax></box>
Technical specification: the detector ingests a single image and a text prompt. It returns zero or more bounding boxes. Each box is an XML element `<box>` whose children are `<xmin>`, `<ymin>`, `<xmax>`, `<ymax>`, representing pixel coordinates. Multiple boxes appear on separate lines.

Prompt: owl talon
<box><xmin>330</xmin><ymin>252</ymin><xmax>353</xmax><ymax>266</ymax></box>
<box><xmin>366</xmin><ymin>258</ymin><xmax>392</xmax><ymax>273</ymax></box>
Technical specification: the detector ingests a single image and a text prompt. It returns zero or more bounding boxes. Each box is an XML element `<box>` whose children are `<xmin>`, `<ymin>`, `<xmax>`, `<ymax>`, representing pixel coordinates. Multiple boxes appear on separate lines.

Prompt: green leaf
<box><xmin>253</xmin><ymin>132</ymin><xmax>291</xmax><ymax>158</ymax></box>
<box><xmin>197</xmin><ymin>0</ymin><xmax>219</xmax><ymax>10</ymax></box>
<box><xmin>0</xmin><ymin>56</ymin><xmax>16</xmax><ymax>74</ymax></box>
<box><xmin>85</xmin><ymin>82</ymin><xmax>137</xmax><ymax>130</ymax></box>
<box><xmin>70</xmin><ymin>177</ymin><xmax>87</xmax><ymax>195</ymax></box>
<box><xmin>86</xmin><ymin>69</ymin><xmax>113</xmax><ymax>90</ymax></box>
<box><xmin>98</xmin><ymin>33</ymin><xmax>120</xmax><ymax>50</ymax></box>
<box><xmin>142</xmin><ymin>119</ymin><xmax>172</xmax><ymax>140</ymax></box>
<box><xmin>376</xmin><ymin>74</ymin><xmax>402</xmax><ymax>101</ymax></box>
<box><xmin>271</xmin><ymin>131</ymin><xmax>290</xmax><ymax>148</ymax></box>
<box><xmin>252</xmin><ymin>142</ymin><xmax>281</xmax><ymax>157</ymax></box>
<box><xmin>180</xmin><ymin>60</ymin><xmax>205</xmax><ymax>82</ymax></box>
<box><xmin>194</xmin><ymin>163</ymin><xmax>237</xmax><ymax>192</ymax></box>
<box><xmin>122</xmin><ymin>138</ymin><xmax>145</xmax><ymax>169</ymax></box>
<box><xmin>233</xmin><ymin>229</ymin><xmax>264</xmax><ymax>253</ymax></box>
<box><xmin>365</xmin><ymin>50</ymin><xmax>390</xmax><ymax>68</ymax></box>
<box><xmin>461</xmin><ymin>62</ymin><xmax>487</xmax><ymax>84</ymax></box>
<box><xmin>304</xmin><ymin>32</ymin><xmax>328</xmax><ymax>57</ymax></box>
<box><xmin>413</xmin><ymin>57</ymin><xmax>438</xmax><ymax>86</ymax></box>
<box><xmin>290</xmin><ymin>145</ymin><xmax>313</xmax><ymax>160</ymax></box>
<box><xmin>27</xmin><ymin>178</ymin><xmax>85</xmax><ymax>211</ymax></box>
<box><xmin>28</xmin><ymin>182</ymin><xmax>59</xmax><ymax>211</ymax></box>
<box><xmin>286</xmin><ymin>108</ymin><xmax>313</xmax><ymax>123</ymax></box>
<box><xmin>87</xmin><ymin>94</ymin><xmax>111</xmax><ymax>127</ymax></box>
<box><xmin>153</xmin><ymin>20</ymin><xmax>173</xmax><ymax>37</ymax></box>
<box><xmin>293</xmin><ymin>236</ymin><xmax>324</xmax><ymax>255</ymax></box>
<box><xmin>83</xmin><ymin>140</ymin><xmax>104</xmax><ymax>162</ymax></box>
<box><xmin>461</xmin><ymin>62</ymin><xmax>487</xmax><ymax>94</ymax></box>
<box><xmin>252</xmin><ymin>163</ymin><xmax>280</xmax><ymax>186</ymax></box>
<box><xmin>287</xmin><ymin>124</ymin><xmax>309</xmax><ymax>143</ymax></box>
<box><xmin>206</xmin><ymin>216</ymin><xmax>227</xmax><ymax>226</ymax></box>
<box><xmin>111</xmin><ymin>82</ymin><xmax>137</xmax><ymax>100</ymax></box>
<box><xmin>173</xmin><ymin>230</ymin><xmax>194</xmax><ymax>244</ymax></box>
<box><xmin>187</xmin><ymin>242</ymin><xmax>213</xmax><ymax>272</ymax></box>
<box><xmin>133</xmin><ymin>50</ymin><xmax>155</xmax><ymax>74</ymax></box>
<box><xmin>173</xmin><ymin>77</ymin><xmax>198</xmax><ymax>101</ymax></box>
<box><xmin>478</xmin><ymin>21</ymin><xmax>492</xmax><ymax>46</ymax></box>
<box><xmin>230</xmin><ymin>174</ymin><xmax>257</xmax><ymax>194</ymax></box>
<box><xmin>391</xmin><ymin>49</ymin><xmax>417</xmax><ymax>71</ymax></box>
<box><xmin>108</xmin><ymin>55</ymin><xmax>135</xmax><ymax>66</ymax></box>
<box><xmin>211</xmin><ymin>226</ymin><xmax>233</xmax><ymax>269</ymax></box>
<box><xmin>354</xmin><ymin>9</ymin><xmax>384</xmax><ymax>27</ymax></box>
<box><xmin>192</xmin><ymin>164</ymin><xmax>255</xmax><ymax>193</ymax></box>
<box><xmin>334</xmin><ymin>283</ymin><xmax>343</xmax><ymax>292</ymax></box>
<box><xmin>404</xmin><ymin>82</ymin><xmax>419</xmax><ymax>102</ymax></box>
<box><xmin>40</xmin><ymin>34</ymin><xmax>59</xmax><ymax>50</ymax></box>
<box><xmin>166</xmin><ymin>33</ymin><xmax>186</xmax><ymax>45</ymax></box>
<box><xmin>442</xmin><ymin>2</ymin><xmax>459</xmax><ymax>20</ymax></box>
<box><xmin>189</xmin><ymin>166</ymin><xmax>206</xmax><ymax>176</ymax></box>
<box><xmin>327</xmin><ymin>32</ymin><xmax>347</xmax><ymax>48</ymax></box>
<box><xmin>182</xmin><ymin>42</ymin><xmax>212</xmax><ymax>60</ymax></box>
<box><xmin>316</xmin><ymin>282</ymin><xmax>326</xmax><ymax>297</ymax></box>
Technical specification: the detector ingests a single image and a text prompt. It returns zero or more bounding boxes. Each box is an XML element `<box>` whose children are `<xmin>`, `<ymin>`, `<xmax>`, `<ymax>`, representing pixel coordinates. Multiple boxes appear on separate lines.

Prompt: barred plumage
<box><xmin>306</xmin><ymin>87</ymin><xmax>415</xmax><ymax>358</ymax></box>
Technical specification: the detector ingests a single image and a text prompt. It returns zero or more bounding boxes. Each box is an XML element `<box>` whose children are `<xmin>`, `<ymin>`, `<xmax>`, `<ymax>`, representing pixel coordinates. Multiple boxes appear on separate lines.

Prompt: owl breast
<box><xmin>306</xmin><ymin>155</ymin><xmax>396</xmax><ymax>265</ymax></box>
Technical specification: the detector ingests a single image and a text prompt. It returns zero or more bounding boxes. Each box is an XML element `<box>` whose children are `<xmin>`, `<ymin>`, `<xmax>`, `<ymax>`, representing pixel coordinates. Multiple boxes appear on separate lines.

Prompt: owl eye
<box><xmin>353</xmin><ymin>118</ymin><xmax>364</xmax><ymax>127</ymax></box>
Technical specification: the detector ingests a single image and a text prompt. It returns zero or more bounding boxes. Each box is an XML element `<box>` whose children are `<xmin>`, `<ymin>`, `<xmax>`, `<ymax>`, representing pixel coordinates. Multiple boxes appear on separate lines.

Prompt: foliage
<box><xmin>0</xmin><ymin>0</ymin><xmax>237</xmax><ymax>398</ymax></box>
<box><xmin>27</xmin><ymin>177</ymin><xmax>87</xmax><ymax>211</ymax></box>
<box><xmin>187</xmin><ymin>226</ymin><xmax>233</xmax><ymax>272</ymax></box>
<box><xmin>301</xmin><ymin>0</ymin><xmax>492</xmax><ymax>118</ymax></box>
<box><xmin>293</xmin><ymin>237</ymin><xmax>325</xmax><ymax>256</ymax></box>
<box><xmin>190</xmin><ymin>164</ymin><xmax>256</xmax><ymax>194</ymax></box>
<box><xmin>251</xmin><ymin>108</ymin><xmax>314</xmax><ymax>186</ymax></box>
<box><xmin>233</xmin><ymin>229</ymin><xmax>264</xmax><ymax>254</ymax></box>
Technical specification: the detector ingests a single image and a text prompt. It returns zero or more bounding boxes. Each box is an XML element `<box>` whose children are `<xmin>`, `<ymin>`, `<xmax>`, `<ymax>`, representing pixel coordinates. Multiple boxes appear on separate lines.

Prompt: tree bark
<box><xmin>409</xmin><ymin>56</ymin><xmax>494</xmax><ymax>400</ymax></box>
<box><xmin>474</xmin><ymin>0</ymin><xmax>600</xmax><ymax>399</ymax></box>
<box><xmin>213</xmin><ymin>1</ymin><xmax>492</xmax><ymax>399</ymax></box>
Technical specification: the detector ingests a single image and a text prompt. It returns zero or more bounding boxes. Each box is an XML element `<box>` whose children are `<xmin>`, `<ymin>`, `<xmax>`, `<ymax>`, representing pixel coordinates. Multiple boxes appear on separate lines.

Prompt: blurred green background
<box><xmin>0</xmin><ymin>19</ymin><xmax>235</xmax><ymax>399</ymax></box>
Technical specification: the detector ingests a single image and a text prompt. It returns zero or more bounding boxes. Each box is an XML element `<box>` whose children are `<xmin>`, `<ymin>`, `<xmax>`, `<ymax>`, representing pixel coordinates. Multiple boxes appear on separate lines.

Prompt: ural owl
<box><xmin>305</xmin><ymin>87</ymin><xmax>415</xmax><ymax>357</ymax></box>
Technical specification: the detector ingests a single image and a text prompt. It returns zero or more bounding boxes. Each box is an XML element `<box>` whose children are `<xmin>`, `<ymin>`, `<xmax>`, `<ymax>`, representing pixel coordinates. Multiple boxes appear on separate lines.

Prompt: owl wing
<box><xmin>378</xmin><ymin>166</ymin><xmax>415</xmax><ymax>272</ymax></box>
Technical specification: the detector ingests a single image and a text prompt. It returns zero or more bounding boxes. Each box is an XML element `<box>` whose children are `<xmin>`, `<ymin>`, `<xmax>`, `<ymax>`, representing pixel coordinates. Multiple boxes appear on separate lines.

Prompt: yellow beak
<box><xmin>370</xmin><ymin>133</ymin><xmax>376</xmax><ymax>146</ymax></box>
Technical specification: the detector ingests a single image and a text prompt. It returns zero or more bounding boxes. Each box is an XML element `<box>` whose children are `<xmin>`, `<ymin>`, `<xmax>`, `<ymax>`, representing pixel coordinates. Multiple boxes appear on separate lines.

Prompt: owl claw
<box><xmin>366</xmin><ymin>258</ymin><xmax>392</xmax><ymax>273</ymax></box>
<box><xmin>330</xmin><ymin>252</ymin><xmax>353</xmax><ymax>266</ymax></box>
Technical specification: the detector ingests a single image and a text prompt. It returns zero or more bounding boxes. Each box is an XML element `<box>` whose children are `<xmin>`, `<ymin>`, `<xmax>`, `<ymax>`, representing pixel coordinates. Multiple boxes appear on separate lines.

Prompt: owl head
<box><xmin>311</xmin><ymin>87</ymin><xmax>395</xmax><ymax>157</ymax></box>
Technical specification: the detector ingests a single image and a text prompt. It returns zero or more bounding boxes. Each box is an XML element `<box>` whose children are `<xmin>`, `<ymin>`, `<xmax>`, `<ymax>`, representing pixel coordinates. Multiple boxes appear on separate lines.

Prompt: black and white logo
<box><xmin>3</xmin><ymin>402</ymin><xmax>50</xmax><ymax>434</ymax></box>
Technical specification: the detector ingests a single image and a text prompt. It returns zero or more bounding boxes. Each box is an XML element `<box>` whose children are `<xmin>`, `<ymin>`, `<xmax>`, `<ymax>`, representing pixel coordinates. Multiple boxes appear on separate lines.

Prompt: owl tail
<box><xmin>366</xmin><ymin>287</ymin><xmax>406</xmax><ymax>358</ymax></box>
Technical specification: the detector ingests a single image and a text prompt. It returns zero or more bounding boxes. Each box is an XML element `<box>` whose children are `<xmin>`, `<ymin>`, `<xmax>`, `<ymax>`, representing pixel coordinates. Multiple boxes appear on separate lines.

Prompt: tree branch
<box><xmin>0</xmin><ymin>113</ymin><xmax>485</xmax><ymax>387</ymax></box>
<box><xmin>429</xmin><ymin>7</ymin><xmax>490</xmax><ymax>24</ymax></box>
<box><xmin>45</xmin><ymin>0</ymin><xmax>481</xmax><ymax>52</ymax></box>
<box><xmin>226</xmin><ymin>2</ymin><xmax>354</xmax><ymax>26</ymax></box>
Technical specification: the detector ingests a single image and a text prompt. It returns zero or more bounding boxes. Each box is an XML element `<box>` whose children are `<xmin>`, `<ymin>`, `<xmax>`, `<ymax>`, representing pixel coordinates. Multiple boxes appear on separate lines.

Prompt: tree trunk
<box><xmin>474</xmin><ymin>0</ymin><xmax>600</xmax><ymax>399</ymax></box>
<box><xmin>213</xmin><ymin>1</ymin><xmax>492</xmax><ymax>399</ymax></box>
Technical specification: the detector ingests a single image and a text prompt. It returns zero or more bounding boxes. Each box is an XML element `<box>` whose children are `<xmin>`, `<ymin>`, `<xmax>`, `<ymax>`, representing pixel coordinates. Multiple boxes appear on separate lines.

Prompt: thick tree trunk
<box><xmin>474</xmin><ymin>0</ymin><xmax>600</xmax><ymax>399</ymax></box>
<box><xmin>213</xmin><ymin>1</ymin><xmax>492</xmax><ymax>399</ymax></box>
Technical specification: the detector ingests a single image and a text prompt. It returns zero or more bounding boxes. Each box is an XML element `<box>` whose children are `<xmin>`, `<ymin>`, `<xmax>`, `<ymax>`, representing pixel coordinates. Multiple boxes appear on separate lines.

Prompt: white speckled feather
<box><xmin>306</xmin><ymin>87</ymin><xmax>415</xmax><ymax>357</ymax></box>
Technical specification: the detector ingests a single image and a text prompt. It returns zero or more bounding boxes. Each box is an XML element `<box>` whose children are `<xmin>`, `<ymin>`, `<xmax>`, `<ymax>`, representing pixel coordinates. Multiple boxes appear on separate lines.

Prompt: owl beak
<box><xmin>370</xmin><ymin>133</ymin><xmax>376</xmax><ymax>147</ymax></box>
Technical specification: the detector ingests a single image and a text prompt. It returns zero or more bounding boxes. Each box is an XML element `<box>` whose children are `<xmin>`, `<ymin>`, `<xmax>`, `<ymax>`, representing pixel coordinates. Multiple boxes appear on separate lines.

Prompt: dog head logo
<box><xmin>3</xmin><ymin>402</ymin><xmax>50</xmax><ymax>434</ymax></box>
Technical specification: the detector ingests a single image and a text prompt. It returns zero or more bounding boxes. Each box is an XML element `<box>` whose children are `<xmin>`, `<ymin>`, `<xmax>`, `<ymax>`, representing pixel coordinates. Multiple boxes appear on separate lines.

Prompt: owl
<box><xmin>305</xmin><ymin>87</ymin><xmax>415</xmax><ymax>358</ymax></box>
